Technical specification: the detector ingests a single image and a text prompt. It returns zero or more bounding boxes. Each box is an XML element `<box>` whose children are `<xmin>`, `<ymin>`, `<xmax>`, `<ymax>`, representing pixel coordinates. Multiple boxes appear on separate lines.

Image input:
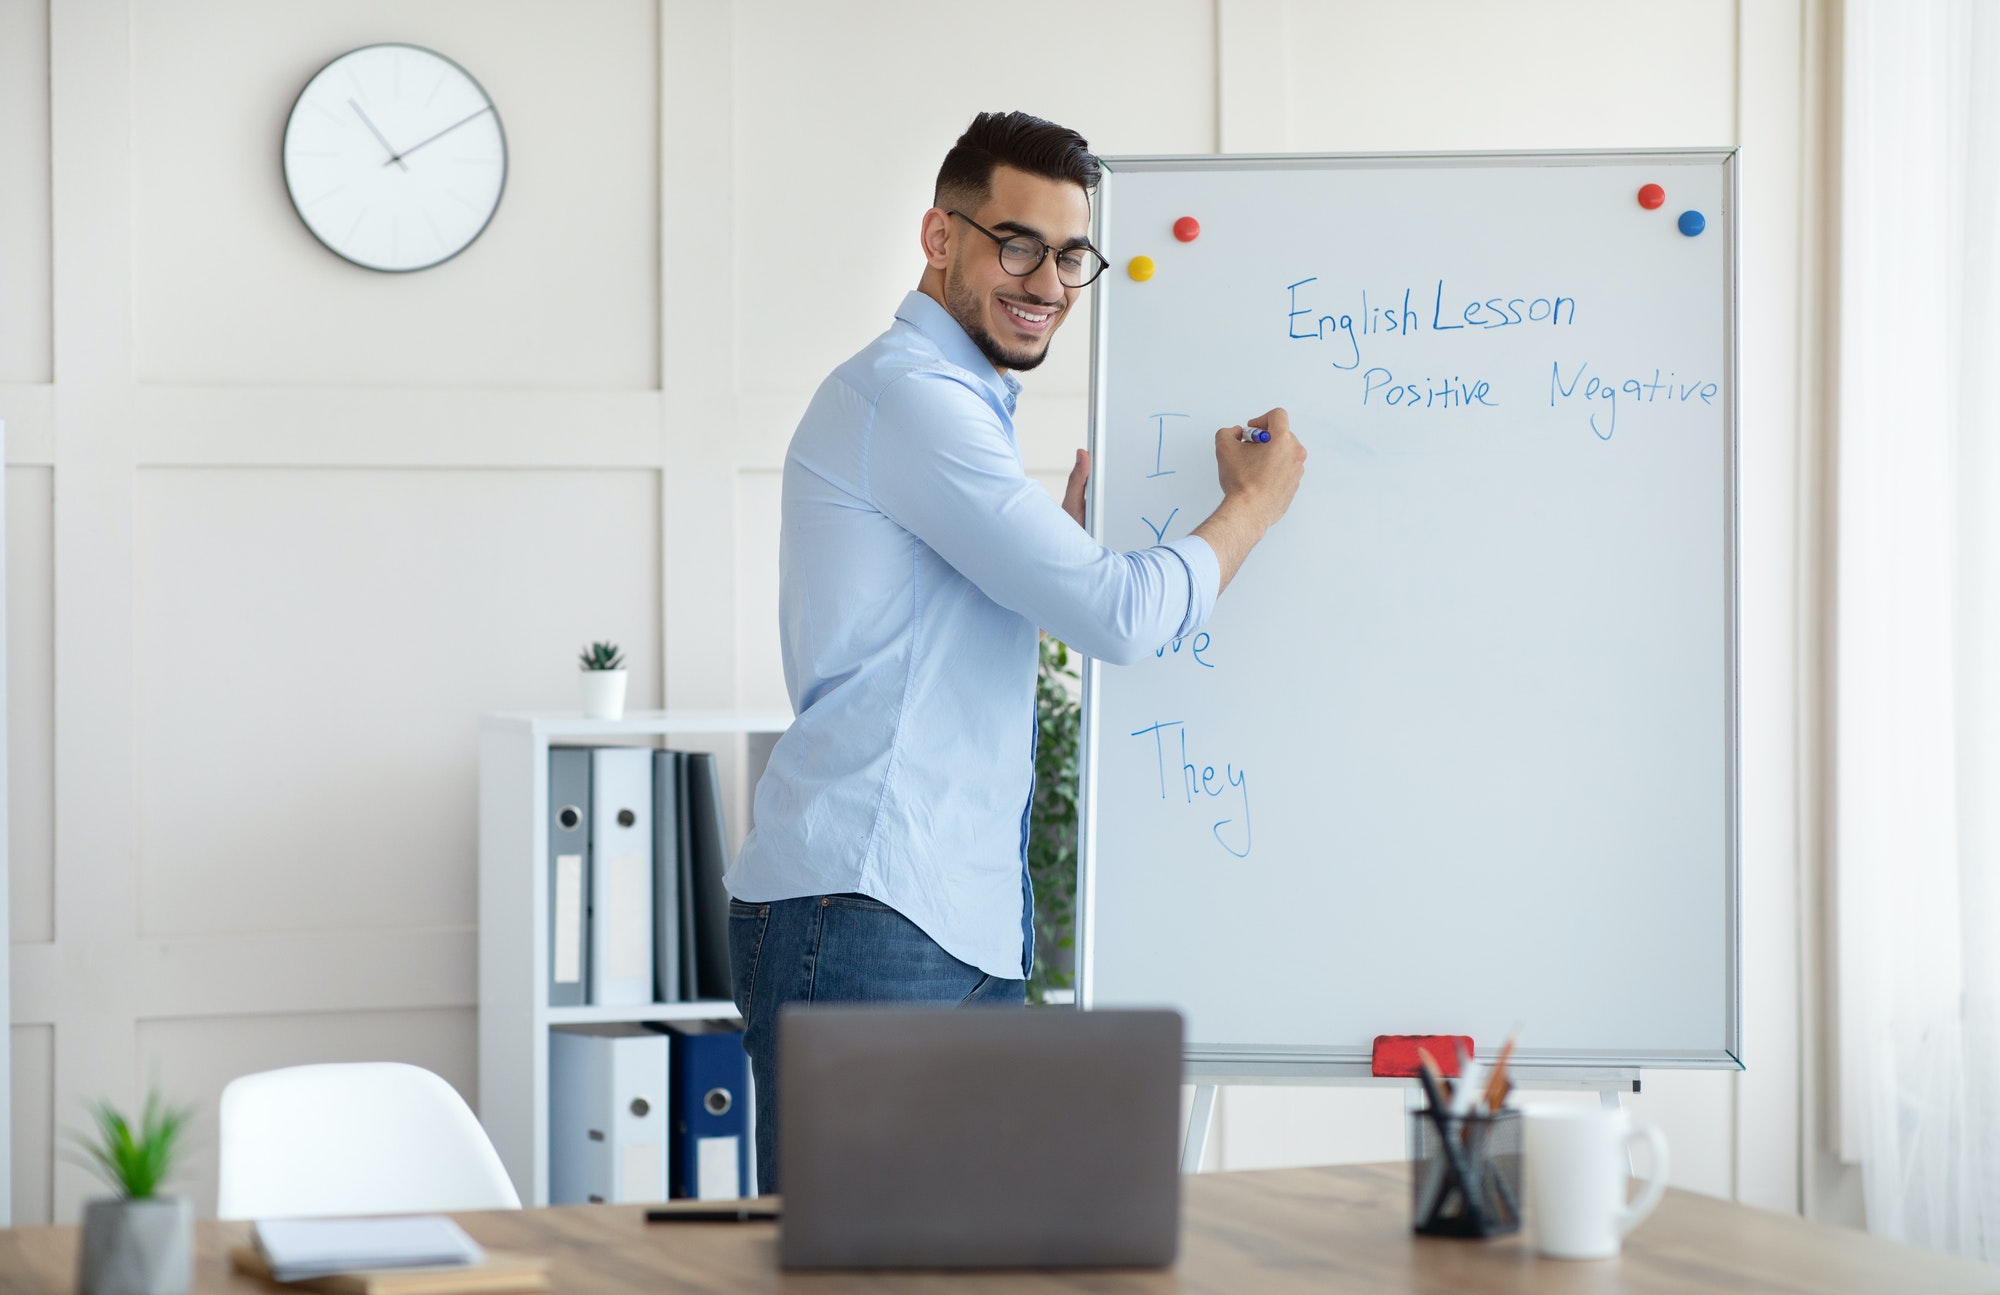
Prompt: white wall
<box><xmin>2</xmin><ymin>0</ymin><xmax>1828</xmax><ymax>1225</ymax></box>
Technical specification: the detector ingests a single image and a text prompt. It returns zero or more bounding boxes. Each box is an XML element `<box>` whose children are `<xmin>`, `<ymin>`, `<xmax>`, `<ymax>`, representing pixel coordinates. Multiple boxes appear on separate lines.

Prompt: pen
<box><xmin>1236</xmin><ymin>427</ymin><xmax>1271</xmax><ymax>443</ymax></box>
<box><xmin>1414</xmin><ymin>1047</ymin><xmax>1451</xmax><ymax>1114</ymax></box>
<box><xmin>644</xmin><ymin>1206</ymin><xmax>780</xmax><ymax>1223</ymax></box>
<box><xmin>1450</xmin><ymin>1043</ymin><xmax>1488</xmax><ymax>1117</ymax></box>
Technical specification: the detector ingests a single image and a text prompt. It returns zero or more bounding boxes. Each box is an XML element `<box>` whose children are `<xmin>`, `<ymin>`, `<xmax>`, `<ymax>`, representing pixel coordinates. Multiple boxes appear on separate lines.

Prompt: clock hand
<box><xmin>349</xmin><ymin>98</ymin><xmax>408</xmax><ymax>171</ymax></box>
<box><xmin>385</xmin><ymin>105</ymin><xmax>494</xmax><ymax>166</ymax></box>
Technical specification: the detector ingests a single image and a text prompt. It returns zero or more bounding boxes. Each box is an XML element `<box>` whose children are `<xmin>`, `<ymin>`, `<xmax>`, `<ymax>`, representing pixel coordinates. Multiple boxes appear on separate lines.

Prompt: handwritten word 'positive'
<box><xmin>1129</xmin><ymin>720</ymin><xmax>1251</xmax><ymax>858</ymax></box>
<box><xmin>1550</xmin><ymin>362</ymin><xmax>1717</xmax><ymax>440</ymax></box>
<box><xmin>1362</xmin><ymin>368</ymin><xmax>1497</xmax><ymax>411</ymax></box>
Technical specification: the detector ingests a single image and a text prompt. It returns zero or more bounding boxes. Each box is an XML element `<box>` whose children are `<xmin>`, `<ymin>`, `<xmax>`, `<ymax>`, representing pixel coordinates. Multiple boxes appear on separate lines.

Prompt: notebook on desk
<box><xmin>777</xmin><ymin>1005</ymin><xmax>1183</xmax><ymax>1269</ymax></box>
<box><xmin>233</xmin><ymin>1216</ymin><xmax>547</xmax><ymax>1295</ymax></box>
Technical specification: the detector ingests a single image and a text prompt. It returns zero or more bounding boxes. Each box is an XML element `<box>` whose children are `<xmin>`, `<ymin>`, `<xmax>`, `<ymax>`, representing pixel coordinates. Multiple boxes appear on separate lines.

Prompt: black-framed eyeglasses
<box><xmin>948</xmin><ymin>211</ymin><xmax>1109</xmax><ymax>289</ymax></box>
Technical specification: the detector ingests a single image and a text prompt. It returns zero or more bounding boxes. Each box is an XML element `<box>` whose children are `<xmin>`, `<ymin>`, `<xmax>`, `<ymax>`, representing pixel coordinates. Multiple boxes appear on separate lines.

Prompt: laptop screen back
<box><xmin>778</xmin><ymin>1006</ymin><xmax>1183</xmax><ymax>1269</ymax></box>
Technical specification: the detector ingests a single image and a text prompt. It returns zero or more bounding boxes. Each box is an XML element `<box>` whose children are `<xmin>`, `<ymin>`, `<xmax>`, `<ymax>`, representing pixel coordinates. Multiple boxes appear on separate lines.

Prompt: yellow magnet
<box><xmin>1127</xmin><ymin>255</ymin><xmax>1156</xmax><ymax>282</ymax></box>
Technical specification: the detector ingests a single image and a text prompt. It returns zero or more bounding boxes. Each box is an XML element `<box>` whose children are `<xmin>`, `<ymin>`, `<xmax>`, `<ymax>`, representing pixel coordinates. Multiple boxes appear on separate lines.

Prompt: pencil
<box><xmin>1481</xmin><ymin>1033</ymin><xmax>1519</xmax><ymax>1111</ymax></box>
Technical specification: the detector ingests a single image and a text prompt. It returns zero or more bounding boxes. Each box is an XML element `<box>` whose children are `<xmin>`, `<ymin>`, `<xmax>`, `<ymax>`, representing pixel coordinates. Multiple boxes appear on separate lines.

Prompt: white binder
<box><xmin>548</xmin><ymin>1025</ymin><xmax>670</xmax><ymax>1205</ymax></box>
<box><xmin>588</xmin><ymin>747</ymin><xmax>654</xmax><ymax>1006</ymax></box>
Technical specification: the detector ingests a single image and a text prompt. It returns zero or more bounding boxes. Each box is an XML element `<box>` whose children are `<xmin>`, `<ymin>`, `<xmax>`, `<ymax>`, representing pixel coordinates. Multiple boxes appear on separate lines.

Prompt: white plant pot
<box><xmin>580</xmin><ymin>669</ymin><xmax>628</xmax><ymax>720</ymax></box>
<box><xmin>78</xmin><ymin>1196</ymin><xmax>193</xmax><ymax>1295</ymax></box>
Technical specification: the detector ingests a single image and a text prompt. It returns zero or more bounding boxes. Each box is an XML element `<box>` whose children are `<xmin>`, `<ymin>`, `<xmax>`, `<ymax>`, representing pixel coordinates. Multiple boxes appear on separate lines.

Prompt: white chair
<box><xmin>217</xmin><ymin>1062</ymin><xmax>522</xmax><ymax>1220</ymax></box>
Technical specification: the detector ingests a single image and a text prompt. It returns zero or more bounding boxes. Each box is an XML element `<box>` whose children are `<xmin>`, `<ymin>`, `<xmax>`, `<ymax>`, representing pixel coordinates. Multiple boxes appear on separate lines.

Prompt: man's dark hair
<box><xmin>934</xmin><ymin>111</ymin><xmax>1100</xmax><ymax>213</ymax></box>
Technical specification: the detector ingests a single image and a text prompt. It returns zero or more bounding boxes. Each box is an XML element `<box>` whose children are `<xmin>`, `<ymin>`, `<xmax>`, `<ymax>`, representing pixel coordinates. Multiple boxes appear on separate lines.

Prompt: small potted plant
<box><xmin>578</xmin><ymin>640</ymin><xmax>628</xmax><ymax>720</ymax></box>
<box><xmin>72</xmin><ymin>1090</ymin><xmax>195</xmax><ymax>1295</ymax></box>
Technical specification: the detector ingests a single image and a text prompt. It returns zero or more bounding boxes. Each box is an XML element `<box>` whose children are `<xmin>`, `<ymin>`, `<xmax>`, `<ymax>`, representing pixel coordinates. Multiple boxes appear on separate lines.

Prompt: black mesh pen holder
<box><xmin>1409</xmin><ymin>1108</ymin><xmax>1523</xmax><ymax>1238</ymax></box>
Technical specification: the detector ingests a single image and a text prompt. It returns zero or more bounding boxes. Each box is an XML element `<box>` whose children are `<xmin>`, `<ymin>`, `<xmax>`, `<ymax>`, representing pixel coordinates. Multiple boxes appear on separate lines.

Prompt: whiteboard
<box><xmin>1078</xmin><ymin>153</ymin><xmax>1739</xmax><ymax>1072</ymax></box>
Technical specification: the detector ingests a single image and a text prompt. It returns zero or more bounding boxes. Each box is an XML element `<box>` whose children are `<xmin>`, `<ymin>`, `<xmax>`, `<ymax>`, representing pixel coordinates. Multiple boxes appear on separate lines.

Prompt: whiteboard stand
<box><xmin>1182</xmin><ymin>1084</ymin><xmax>1218</xmax><ymax>1173</ymax></box>
<box><xmin>0</xmin><ymin>420</ymin><xmax>11</xmax><ymax>1224</ymax></box>
<box><xmin>1178</xmin><ymin>1066</ymin><xmax>1640</xmax><ymax>1174</ymax></box>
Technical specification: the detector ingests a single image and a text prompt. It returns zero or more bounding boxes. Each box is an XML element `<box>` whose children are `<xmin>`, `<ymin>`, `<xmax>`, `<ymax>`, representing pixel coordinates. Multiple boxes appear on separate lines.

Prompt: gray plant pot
<box><xmin>76</xmin><ymin>1196</ymin><xmax>193</xmax><ymax>1295</ymax></box>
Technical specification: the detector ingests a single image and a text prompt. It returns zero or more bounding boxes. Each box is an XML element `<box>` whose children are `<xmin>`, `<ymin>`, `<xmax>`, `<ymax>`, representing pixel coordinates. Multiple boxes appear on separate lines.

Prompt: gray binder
<box><xmin>547</xmin><ymin>747</ymin><xmax>592</xmax><ymax>1008</ymax></box>
<box><xmin>683</xmin><ymin>752</ymin><xmax>733</xmax><ymax>1002</ymax></box>
<box><xmin>651</xmin><ymin>751</ymin><xmax>684</xmax><ymax>1003</ymax></box>
<box><xmin>674</xmin><ymin>755</ymin><xmax>699</xmax><ymax>997</ymax></box>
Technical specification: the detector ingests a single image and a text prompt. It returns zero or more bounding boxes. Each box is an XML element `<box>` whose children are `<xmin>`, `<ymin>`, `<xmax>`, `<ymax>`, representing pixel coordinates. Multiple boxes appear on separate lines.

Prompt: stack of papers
<box><xmin>253</xmin><ymin>1217</ymin><xmax>486</xmax><ymax>1282</ymax></box>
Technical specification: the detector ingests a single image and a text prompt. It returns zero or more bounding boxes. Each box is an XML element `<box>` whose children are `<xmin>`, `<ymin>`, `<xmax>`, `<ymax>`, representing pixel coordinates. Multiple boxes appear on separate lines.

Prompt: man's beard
<box><xmin>944</xmin><ymin>261</ymin><xmax>1056</xmax><ymax>373</ymax></box>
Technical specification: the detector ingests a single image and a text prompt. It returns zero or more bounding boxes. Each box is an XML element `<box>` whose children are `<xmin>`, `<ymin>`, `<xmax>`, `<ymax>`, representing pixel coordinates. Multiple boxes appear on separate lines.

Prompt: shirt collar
<box><xmin>894</xmin><ymin>291</ymin><xmax>1023</xmax><ymax>410</ymax></box>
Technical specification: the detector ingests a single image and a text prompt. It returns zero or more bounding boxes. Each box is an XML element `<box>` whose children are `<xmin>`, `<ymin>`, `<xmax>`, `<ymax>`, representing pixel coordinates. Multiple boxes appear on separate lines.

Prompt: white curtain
<box><xmin>1836</xmin><ymin>0</ymin><xmax>2000</xmax><ymax>1260</ymax></box>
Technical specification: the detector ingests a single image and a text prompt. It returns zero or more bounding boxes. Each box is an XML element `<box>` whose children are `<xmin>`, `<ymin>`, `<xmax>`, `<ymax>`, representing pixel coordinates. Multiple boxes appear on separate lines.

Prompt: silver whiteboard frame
<box><xmin>1076</xmin><ymin>149</ymin><xmax>1743</xmax><ymax>1075</ymax></box>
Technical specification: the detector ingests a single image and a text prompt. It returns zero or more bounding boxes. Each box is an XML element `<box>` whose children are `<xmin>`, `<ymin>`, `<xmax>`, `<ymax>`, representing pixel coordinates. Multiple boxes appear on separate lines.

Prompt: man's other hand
<box><xmin>1062</xmin><ymin>448</ymin><xmax>1091</xmax><ymax>528</ymax></box>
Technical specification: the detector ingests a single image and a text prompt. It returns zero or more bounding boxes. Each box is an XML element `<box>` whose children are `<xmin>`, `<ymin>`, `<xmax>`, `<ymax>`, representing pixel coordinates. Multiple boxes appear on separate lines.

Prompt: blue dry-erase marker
<box><xmin>1237</xmin><ymin>428</ymin><xmax>1271</xmax><ymax>443</ymax></box>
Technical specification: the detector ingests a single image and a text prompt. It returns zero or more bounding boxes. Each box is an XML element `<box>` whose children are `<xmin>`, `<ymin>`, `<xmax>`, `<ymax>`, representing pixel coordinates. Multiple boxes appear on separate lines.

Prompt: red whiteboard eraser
<box><xmin>1371</xmin><ymin>1035</ymin><xmax>1476</xmax><ymax>1078</ymax></box>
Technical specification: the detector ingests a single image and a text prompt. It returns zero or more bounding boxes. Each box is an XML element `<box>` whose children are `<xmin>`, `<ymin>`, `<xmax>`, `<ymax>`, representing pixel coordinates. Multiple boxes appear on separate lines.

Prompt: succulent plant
<box><xmin>70</xmin><ymin>1089</ymin><xmax>192</xmax><ymax>1199</ymax></box>
<box><xmin>578</xmin><ymin>641</ymin><xmax>626</xmax><ymax>672</ymax></box>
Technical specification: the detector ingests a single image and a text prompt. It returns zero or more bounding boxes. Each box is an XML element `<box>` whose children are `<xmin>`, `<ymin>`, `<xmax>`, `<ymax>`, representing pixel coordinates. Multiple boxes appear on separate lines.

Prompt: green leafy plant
<box><xmin>1027</xmin><ymin>635</ymin><xmax>1082</xmax><ymax>1003</ymax></box>
<box><xmin>578</xmin><ymin>640</ymin><xmax>626</xmax><ymax>672</ymax></box>
<box><xmin>69</xmin><ymin>1090</ymin><xmax>192</xmax><ymax>1199</ymax></box>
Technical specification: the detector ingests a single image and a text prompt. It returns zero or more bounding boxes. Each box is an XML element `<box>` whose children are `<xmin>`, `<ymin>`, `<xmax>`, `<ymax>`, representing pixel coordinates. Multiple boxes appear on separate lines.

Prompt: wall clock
<box><xmin>282</xmin><ymin>43</ymin><xmax>507</xmax><ymax>272</ymax></box>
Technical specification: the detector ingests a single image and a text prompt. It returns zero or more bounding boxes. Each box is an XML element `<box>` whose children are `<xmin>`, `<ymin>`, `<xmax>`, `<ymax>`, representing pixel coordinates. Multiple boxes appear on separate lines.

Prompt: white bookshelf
<box><xmin>477</xmin><ymin>708</ymin><xmax>790</xmax><ymax>1205</ymax></box>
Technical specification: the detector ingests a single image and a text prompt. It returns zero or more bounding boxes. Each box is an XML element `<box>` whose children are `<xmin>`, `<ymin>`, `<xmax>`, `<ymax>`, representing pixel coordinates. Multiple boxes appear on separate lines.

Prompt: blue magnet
<box><xmin>1678</xmin><ymin>209</ymin><xmax>1706</xmax><ymax>237</ymax></box>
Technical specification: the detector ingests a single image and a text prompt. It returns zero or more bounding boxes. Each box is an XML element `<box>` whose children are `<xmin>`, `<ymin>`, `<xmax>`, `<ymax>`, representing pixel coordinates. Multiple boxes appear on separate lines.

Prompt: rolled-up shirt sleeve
<box><xmin>867</xmin><ymin>371</ymin><xmax>1218</xmax><ymax>665</ymax></box>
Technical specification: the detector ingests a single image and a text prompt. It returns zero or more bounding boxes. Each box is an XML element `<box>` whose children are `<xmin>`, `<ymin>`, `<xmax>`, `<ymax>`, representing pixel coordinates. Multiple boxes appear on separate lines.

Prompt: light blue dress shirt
<box><xmin>726</xmin><ymin>291</ymin><xmax>1221</xmax><ymax>979</ymax></box>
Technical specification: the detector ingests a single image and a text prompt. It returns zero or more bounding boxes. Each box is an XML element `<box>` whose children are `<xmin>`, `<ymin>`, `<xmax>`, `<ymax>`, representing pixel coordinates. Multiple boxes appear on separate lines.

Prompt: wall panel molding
<box><xmin>1216</xmin><ymin>0</ymin><xmax>1288</xmax><ymax>152</ymax></box>
<box><xmin>1733</xmin><ymin>0</ymin><xmax>1810</xmax><ymax>1215</ymax></box>
<box><xmin>0</xmin><ymin>389</ymin><xmax>56</xmax><ymax>464</ymax></box>
<box><xmin>26</xmin><ymin>0</ymin><xmax>678</xmax><ymax>1225</ymax></box>
<box><xmin>135</xmin><ymin>387</ymin><xmax>665</xmax><ymax>468</ymax></box>
<box><xmin>12</xmin><ymin>929</ymin><xmax>476</xmax><ymax>1026</ymax></box>
<box><xmin>49</xmin><ymin>0</ymin><xmax>142</xmax><ymax>1226</ymax></box>
<box><xmin>0</xmin><ymin>0</ymin><xmax>53</xmax><ymax>386</ymax></box>
<box><xmin>661</xmin><ymin>0</ymin><xmax>737</xmax><ymax>710</ymax></box>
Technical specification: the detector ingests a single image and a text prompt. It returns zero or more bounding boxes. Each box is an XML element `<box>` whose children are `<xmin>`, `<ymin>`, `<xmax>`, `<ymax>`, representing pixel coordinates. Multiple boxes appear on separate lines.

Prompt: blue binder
<box><xmin>660</xmin><ymin>1024</ymin><xmax>752</xmax><ymax>1199</ymax></box>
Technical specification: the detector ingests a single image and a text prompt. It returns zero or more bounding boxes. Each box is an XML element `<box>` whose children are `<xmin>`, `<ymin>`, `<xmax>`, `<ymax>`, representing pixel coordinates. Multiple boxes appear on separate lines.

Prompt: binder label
<box><xmin>696</xmin><ymin>1136</ymin><xmax>742</xmax><ymax>1200</ymax></box>
<box><xmin>554</xmin><ymin>855</ymin><xmax>584</xmax><ymax>984</ymax></box>
<box><xmin>607</xmin><ymin>851</ymin><xmax>651</xmax><ymax>981</ymax></box>
<box><xmin>620</xmin><ymin>1141</ymin><xmax>664</xmax><ymax>1203</ymax></box>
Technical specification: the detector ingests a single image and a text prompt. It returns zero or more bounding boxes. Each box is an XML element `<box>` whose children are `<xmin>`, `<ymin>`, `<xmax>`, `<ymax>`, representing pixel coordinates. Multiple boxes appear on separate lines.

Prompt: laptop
<box><xmin>777</xmin><ymin>1005</ymin><xmax>1183</xmax><ymax>1269</ymax></box>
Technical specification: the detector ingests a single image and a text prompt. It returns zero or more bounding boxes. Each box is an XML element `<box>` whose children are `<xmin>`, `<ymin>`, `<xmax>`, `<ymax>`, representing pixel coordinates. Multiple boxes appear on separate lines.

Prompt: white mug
<box><xmin>1522</xmin><ymin>1104</ymin><xmax>1670</xmax><ymax>1259</ymax></box>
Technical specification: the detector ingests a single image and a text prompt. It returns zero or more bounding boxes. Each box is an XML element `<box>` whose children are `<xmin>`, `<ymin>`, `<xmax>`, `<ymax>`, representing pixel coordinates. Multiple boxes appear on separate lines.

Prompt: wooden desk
<box><xmin>5</xmin><ymin>1164</ymin><xmax>1997</xmax><ymax>1294</ymax></box>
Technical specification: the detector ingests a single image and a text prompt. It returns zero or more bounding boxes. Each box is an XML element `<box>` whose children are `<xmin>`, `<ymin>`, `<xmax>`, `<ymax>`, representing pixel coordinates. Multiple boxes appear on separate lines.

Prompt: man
<box><xmin>723</xmin><ymin>111</ymin><xmax>1306</xmax><ymax>1189</ymax></box>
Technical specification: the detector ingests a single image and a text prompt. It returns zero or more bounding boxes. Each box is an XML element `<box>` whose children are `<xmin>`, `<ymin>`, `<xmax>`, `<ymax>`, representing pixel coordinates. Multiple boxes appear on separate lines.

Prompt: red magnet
<box><xmin>1637</xmin><ymin>183</ymin><xmax>1665</xmax><ymax>210</ymax></box>
<box><xmin>1173</xmin><ymin>216</ymin><xmax>1201</xmax><ymax>242</ymax></box>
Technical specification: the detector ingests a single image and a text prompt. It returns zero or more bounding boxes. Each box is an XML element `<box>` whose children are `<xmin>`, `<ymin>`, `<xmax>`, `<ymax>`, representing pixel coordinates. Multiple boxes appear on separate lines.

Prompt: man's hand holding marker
<box><xmin>1192</xmin><ymin>407</ymin><xmax>1307</xmax><ymax>595</ymax></box>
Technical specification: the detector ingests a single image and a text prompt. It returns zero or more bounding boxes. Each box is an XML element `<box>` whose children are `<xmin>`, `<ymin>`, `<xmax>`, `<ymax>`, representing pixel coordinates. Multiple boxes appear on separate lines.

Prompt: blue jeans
<box><xmin>728</xmin><ymin>893</ymin><xmax>1026</xmax><ymax>1193</ymax></box>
